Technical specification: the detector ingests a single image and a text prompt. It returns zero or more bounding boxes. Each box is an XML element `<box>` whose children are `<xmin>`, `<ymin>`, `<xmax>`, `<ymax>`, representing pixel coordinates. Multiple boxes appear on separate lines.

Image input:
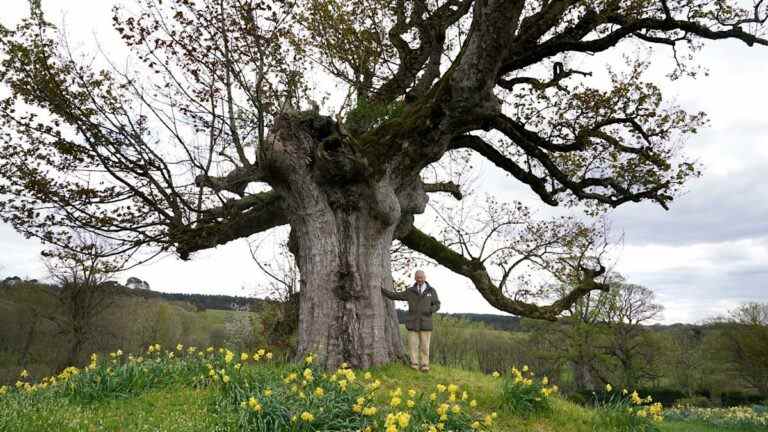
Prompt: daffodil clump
<box><xmin>0</xmin><ymin>344</ymin><xmax>273</xmax><ymax>404</ymax></box>
<box><xmin>60</xmin><ymin>344</ymin><xmax>230</xmax><ymax>402</ymax></box>
<box><xmin>497</xmin><ymin>365</ymin><xmax>559</xmax><ymax>416</ymax></box>
<box><xmin>216</xmin><ymin>354</ymin><xmax>496</xmax><ymax>431</ymax></box>
<box><xmin>591</xmin><ymin>383</ymin><xmax>664</xmax><ymax>432</ymax></box>
<box><xmin>664</xmin><ymin>405</ymin><xmax>768</xmax><ymax>429</ymax></box>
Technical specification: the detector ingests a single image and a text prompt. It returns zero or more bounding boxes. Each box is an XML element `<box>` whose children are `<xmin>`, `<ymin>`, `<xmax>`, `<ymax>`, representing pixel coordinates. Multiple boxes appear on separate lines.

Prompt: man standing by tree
<box><xmin>382</xmin><ymin>270</ymin><xmax>440</xmax><ymax>372</ymax></box>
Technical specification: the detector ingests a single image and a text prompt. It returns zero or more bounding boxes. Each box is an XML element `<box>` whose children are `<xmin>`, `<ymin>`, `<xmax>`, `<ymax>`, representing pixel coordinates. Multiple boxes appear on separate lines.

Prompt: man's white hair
<box><xmin>414</xmin><ymin>269</ymin><xmax>425</xmax><ymax>276</ymax></box>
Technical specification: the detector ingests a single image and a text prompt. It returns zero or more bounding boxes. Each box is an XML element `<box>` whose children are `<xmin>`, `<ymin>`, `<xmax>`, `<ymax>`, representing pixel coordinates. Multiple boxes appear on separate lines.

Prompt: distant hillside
<box><xmin>2</xmin><ymin>275</ymin><xmax>268</xmax><ymax>312</ymax></box>
<box><xmin>395</xmin><ymin>309</ymin><xmax>522</xmax><ymax>331</ymax></box>
<box><xmin>446</xmin><ymin>312</ymin><xmax>522</xmax><ymax>330</ymax></box>
<box><xmin>148</xmin><ymin>291</ymin><xmax>267</xmax><ymax>311</ymax></box>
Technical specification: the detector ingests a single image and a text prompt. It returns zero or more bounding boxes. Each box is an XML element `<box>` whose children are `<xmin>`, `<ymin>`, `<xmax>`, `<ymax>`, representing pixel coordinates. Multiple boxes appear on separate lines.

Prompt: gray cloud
<box><xmin>628</xmin><ymin>263</ymin><xmax>768</xmax><ymax>323</ymax></box>
<box><xmin>608</xmin><ymin>165</ymin><xmax>768</xmax><ymax>247</ymax></box>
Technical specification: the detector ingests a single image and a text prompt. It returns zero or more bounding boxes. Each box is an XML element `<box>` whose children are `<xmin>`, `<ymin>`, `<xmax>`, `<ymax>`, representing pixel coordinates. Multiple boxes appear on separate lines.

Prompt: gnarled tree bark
<box><xmin>259</xmin><ymin>113</ymin><xmax>417</xmax><ymax>368</ymax></box>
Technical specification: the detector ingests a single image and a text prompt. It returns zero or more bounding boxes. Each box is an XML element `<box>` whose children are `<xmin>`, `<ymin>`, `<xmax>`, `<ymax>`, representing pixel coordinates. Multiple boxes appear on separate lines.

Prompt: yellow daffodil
<box><xmin>397</xmin><ymin>412</ymin><xmax>411</xmax><ymax>427</ymax></box>
<box><xmin>247</xmin><ymin>397</ymin><xmax>262</xmax><ymax>412</ymax></box>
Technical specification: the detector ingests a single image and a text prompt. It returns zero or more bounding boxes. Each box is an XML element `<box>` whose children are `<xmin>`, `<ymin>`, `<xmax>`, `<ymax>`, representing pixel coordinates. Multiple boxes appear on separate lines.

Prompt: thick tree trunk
<box><xmin>288</xmin><ymin>197</ymin><xmax>407</xmax><ymax>369</ymax></box>
<box><xmin>261</xmin><ymin>114</ymin><xmax>412</xmax><ymax>370</ymax></box>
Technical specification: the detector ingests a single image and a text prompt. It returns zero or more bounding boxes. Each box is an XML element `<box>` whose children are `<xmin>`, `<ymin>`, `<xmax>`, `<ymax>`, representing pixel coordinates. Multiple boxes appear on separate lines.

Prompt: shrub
<box><xmin>721</xmin><ymin>391</ymin><xmax>767</xmax><ymax>407</ymax></box>
<box><xmin>675</xmin><ymin>396</ymin><xmax>713</xmax><ymax>408</ymax></box>
<box><xmin>253</xmin><ymin>295</ymin><xmax>299</xmax><ymax>358</ymax></box>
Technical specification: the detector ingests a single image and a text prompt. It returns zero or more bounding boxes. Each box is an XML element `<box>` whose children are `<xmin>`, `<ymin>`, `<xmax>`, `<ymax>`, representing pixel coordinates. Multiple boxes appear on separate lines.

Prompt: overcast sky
<box><xmin>1</xmin><ymin>1</ymin><xmax>766</xmax><ymax>324</ymax></box>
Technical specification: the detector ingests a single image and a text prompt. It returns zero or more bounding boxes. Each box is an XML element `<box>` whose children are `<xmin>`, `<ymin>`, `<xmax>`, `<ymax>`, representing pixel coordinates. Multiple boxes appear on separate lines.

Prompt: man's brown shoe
<box><xmin>420</xmin><ymin>366</ymin><xmax>430</xmax><ymax>373</ymax></box>
<box><xmin>410</xmin><ymin>363</ymin><xmax>419</xmax><ymax>370</ymax></box>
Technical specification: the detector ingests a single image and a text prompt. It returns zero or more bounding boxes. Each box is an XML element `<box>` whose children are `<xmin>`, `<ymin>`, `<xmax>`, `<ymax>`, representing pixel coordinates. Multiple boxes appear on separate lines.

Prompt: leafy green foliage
<box><xmin>345</xmin><ymin>98</ymin><xmax>405</xmax><ymax>135</ymax></box>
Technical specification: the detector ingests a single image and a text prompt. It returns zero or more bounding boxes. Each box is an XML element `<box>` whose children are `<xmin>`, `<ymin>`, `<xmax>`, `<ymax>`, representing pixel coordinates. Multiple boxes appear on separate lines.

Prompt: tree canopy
<box><xmin>1</xmin><ymin>0</ymin><xmax>766</xmax><ymax>323</ymax></box>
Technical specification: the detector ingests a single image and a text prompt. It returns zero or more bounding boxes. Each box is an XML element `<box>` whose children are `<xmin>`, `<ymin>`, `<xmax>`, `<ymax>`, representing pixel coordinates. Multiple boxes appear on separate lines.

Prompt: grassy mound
<box><xmin>0</xmin><ymin>346</ymin><xmax>765</xmax><ymax>432</ymax></box>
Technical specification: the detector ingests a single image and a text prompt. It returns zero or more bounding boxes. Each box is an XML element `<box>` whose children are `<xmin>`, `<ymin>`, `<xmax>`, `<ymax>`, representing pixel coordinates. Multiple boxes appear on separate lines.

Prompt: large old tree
<box><xmin>1</xmin><ymin>0</ymin><xmax>766</xmax><ymax>368</ymax></box>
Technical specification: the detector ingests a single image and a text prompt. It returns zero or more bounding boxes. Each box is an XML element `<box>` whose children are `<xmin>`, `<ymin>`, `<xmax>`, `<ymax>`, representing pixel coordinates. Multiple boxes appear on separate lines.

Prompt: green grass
<box><xmin>0</xmin><ymin>356</ymin><xmax>763</xmax><ymax>432</ymax></box>
<box><xmin>200</xmin><ymin>309</ymin><xmax>253</xmax><ymax>326</ymax></box>
<box><xmin>0</xmin><ymin>386</ymin><xmax>215</xmax><ymax>432</ymax></box>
